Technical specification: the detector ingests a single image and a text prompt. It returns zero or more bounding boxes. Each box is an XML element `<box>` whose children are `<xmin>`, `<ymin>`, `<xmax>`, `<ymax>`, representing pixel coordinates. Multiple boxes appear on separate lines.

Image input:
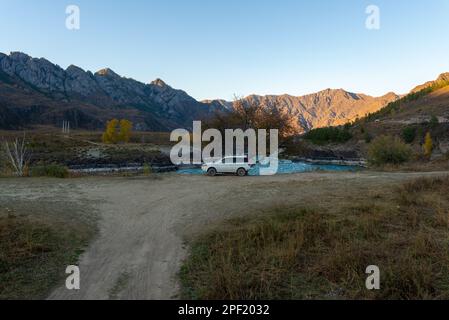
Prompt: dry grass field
<box><xmin>180</xmin><ymin>176</ymin><xmax>449</xmax><ymax>300</ymax></box>
<box><xmin>1</xmin><ymin>170</ymin><xmax>449</xmax><ymax>299</ymax></box>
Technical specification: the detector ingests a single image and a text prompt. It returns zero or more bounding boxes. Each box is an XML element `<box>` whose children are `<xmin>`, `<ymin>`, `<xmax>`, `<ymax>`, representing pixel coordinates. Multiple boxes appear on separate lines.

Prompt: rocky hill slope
<box><xmin>309</xmin><ymin>73</ymin><xmax>449</xmax><ymax>160</ymax></box>
<box><xmin>207</xmin><ymin>90</ymin><xmax>398</xmax><ymax>133</ymax></box>
<box><xmin>0</xmin><ymin>52</ymin><xmax>216</xmax><ymax>130</ymax></box>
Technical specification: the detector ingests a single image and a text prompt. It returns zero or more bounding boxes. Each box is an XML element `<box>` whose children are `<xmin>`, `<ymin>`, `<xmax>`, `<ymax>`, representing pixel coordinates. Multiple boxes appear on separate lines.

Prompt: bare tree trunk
<box><xmin>2</xmin><ymin>134</ymin><xmax>30</xmax><ymax>177</ymax></box>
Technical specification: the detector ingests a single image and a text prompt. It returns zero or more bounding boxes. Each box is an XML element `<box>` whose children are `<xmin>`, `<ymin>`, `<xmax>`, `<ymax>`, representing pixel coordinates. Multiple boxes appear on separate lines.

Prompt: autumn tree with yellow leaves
<box><xmin>102</xmin><ymin>119</ymin><xmax>133</xmax><ymax>144</ymax></box>
<box><xmin>423</xmin><ymin>132</ymin><xmax>434</xmax><ymax>158</ymax></box>
<box><xmin>119</xmin><ymin>119</ymin><xmax>133</xmax><ymax>143</ymax></box>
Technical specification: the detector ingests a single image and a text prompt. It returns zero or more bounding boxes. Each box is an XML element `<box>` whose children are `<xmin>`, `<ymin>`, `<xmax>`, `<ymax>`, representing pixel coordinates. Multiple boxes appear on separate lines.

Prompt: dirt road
<box><xmin>2</xmin><ymin>170</ymin><xmax>448</xmax><ymax>299</ymax></box>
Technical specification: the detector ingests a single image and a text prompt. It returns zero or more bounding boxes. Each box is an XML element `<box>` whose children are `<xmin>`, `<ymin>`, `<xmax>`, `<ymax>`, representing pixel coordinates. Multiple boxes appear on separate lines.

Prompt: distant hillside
<box><xmin>352</xmin><ymin>73</ymin><xmax>449</xmax><ymax>156</ymax></box>
<box><xmin>288</xmin><ymin>73</ymin><xmax>449</xmax><ymax>161</ymax></box>
<box><xmin>410</xmin><ymin>72</ymin><xmax>449</xmax><ymax>94</ymax></box>
<box><xmin>365</xmin><ymin>72</ymin><xmax>449</xmax><ymax>124</ymax></box>
<box><xmin>206</xmin><ymin>90</ymin><xmax>399</xmax><ymax>134</ymax></box>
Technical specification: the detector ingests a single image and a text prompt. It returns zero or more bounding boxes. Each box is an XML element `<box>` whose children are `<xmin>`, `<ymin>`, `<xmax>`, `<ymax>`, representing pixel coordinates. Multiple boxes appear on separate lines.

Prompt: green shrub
<box><xmin>429</xmin><ymin>115</ymin><xmax>439</xmax><ymax>128</ymax></box>
<box><xmin>304</xmin><ymin>126</ymin><xmax>352</xmax><ymax>145</ymax></box>
<box><xmin>364</xmin><ymin>132</ymin><xmax>373</xmax><ymax>143</ymax></box>
<box><xmin>368</xmin><ymin>135</ymin><xmax>412</xmax><ymax>166</ymax></box>
<box><xmin>143</xmin><ymin>163</ymin><xmax>152</xmax><ymax>175</ymax></box>
<box><xmin>30</xmin><ymin>165</ymin><xmax>69</xmax><ymax>178</ymax></box>
<box><xmin>402</xmin><ymin>126</ymin><xmax>416</xmax><ymax>144</ymax></box>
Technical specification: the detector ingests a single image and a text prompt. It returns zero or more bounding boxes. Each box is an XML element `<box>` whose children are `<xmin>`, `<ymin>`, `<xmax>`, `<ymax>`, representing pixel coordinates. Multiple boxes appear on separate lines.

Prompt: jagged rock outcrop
<box><xmin>0</xmin><ymin>52</ymin><xmax>215</xmax><ymax>130</ymax></box>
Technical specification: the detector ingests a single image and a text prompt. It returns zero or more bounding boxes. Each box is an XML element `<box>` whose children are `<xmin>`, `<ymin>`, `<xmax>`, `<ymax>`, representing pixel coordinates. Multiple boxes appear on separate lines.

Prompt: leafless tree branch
<box><xmin>2</xmin><ymin>133</ymin><xmax>30</xmax><ymax>176</ymax></box>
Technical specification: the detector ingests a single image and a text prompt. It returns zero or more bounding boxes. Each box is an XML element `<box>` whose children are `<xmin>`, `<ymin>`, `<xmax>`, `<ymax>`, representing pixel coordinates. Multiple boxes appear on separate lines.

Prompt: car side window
<box><xmin>235</xmin><ymin>157</ymin><xmax>247</xmax><ymax>164</ymax></box>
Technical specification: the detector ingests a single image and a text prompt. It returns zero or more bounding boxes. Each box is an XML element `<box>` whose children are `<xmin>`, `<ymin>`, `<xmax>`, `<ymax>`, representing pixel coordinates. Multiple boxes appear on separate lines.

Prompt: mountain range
<box><xmin>206</xmin><ymin>90</ymin><xmax>398</xmax><ymax>132</ymax></box>
<box><xmin>0</xmin><ymin>52</ymin><xmax>216</xmax><ymax>131</ymax></box>
<box><xmin>1</xmin><ymin>51</ymin><xmax>443</xmax><ymax>133</ymax></box>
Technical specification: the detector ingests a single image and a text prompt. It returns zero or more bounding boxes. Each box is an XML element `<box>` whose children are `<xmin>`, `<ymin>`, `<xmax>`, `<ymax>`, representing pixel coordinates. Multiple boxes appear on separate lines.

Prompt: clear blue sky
<box><xmin>1</xmin><ymin>0</ymin><xmax>449</xmax><ymax>100</ymax></box>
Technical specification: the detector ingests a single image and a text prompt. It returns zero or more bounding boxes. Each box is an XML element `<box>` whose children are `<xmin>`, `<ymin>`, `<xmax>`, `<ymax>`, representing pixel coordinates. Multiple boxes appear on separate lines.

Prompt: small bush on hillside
<box><xmin>30</xmin><ymin>165</ymin><xmax>69</xmax><ymax>178</ymax></box>
<box><xmin>143</xmin><ymin>163</ymin><xmax>152</xmax><ymax>175</ymax></box>
<box><xmin>429</xmin><ymin>115</ymin><xmax>439</xmax><ymax>128</ymax></box>
<box><xmin>304</xmin><ymin>126</ymin><xmax>352</xmax><ymax>145</ymax></box>
<box><xmin>364</xmin><ymin>132</ymin><xmax>373</xmax><ymax>144</ymax></box>
<box><xmin>368</xmin><ymin>135</ymin><xmax>412</xmax><ymax>166</ymax></box>
<box><xmin>402</xmin><ymin>126</ymin><xmax>416</xmax><ymax>144</ymax></box>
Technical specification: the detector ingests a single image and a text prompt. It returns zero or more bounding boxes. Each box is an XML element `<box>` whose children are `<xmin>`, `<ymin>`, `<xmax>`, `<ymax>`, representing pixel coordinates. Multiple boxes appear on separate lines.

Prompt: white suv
<box><xmin>201</xmin><ymin>156</ymin><xmax>253</xmax><ymax>177</ymax></box>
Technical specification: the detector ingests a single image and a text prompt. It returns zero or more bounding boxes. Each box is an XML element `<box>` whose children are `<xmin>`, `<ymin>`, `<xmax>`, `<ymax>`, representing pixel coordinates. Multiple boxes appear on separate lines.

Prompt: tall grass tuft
<box><xmin>30</xmin><ymin>165</ymin><xmax>69</xmax><ymax>178</ymax></box>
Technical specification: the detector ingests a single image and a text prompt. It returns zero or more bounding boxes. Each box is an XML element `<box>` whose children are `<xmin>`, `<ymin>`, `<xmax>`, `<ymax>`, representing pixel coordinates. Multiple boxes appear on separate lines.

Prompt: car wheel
<box><xmin>207</xmin><ymin>168</ymin><xmax>217</xmax><ymax>176</ymax></box>
<box><xmin>237</xmin><ymin>168</ymin><xmax>247</xmax><ymax>177</ymax></box>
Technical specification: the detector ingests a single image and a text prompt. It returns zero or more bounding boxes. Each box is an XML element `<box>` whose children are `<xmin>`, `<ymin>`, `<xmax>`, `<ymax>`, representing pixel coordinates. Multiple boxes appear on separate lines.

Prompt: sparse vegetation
<box><xmin>0</xmin><ymin>128</ymin><xmax>171</xmax><ymax>174</ymax></box>
<box><xmin>365</xmin><ymin>79</ymin><xmax>449</xmax><ymax>122</ymax></box>
<box><xmin>180</xmin><ymin>176</ymin><xmax>449</xmax><ymax>300</ymax></box>
<box><xmin>0</xmin><ymin>209</ymin><xmax>94</xmax><ymax>299</ymax></box>
<box><xmin>30</xmin><ymin>164</ymin><xmax>69</xmax><ymax>178</ymax></box>
<box><xmin>303</xmin><ymin>126</ymin><xmax>352</xmax><ymax>145</ymax></box>
<box><xmin>367</xmin><ymin>135</ymin><xmax>412</xmax><ymax>166</ymax></box>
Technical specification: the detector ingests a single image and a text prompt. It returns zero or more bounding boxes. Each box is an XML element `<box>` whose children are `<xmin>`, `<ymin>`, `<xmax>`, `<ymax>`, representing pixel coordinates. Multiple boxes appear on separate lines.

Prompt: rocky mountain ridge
<box><xmin>206</xmin><ymin>89</ymin><xmax>399</xmax><ymax>132</ymax></box>
<box><xmin>2</xmin><ymin>51</ymin><xmax>446</xmax><ymax>133</ymax></box>
<box><xmin>0</xmin><ymin>51</ymin><xmax>214</xmax><ymax>130</ymax></box>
